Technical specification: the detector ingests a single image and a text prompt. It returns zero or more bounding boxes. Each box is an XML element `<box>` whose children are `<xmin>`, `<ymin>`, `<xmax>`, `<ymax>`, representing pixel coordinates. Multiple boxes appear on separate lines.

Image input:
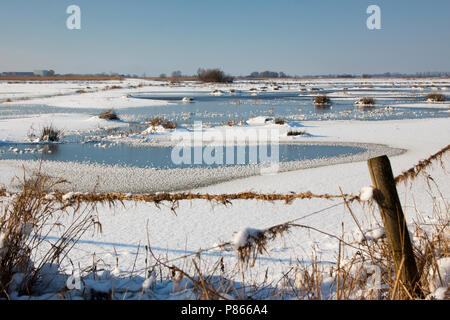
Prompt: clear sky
<box><xmin>1</xmin><ymin>0</ymin><xmax>449</xmax><ymax>76</ymax></box>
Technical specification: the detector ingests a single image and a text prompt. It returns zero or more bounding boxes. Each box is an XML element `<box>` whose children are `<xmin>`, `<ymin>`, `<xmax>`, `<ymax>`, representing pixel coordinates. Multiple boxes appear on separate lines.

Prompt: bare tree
<box><xmin>197</xmin><ymin>68</ymin><xmax>233</xmax><ymax>83</ymax></box>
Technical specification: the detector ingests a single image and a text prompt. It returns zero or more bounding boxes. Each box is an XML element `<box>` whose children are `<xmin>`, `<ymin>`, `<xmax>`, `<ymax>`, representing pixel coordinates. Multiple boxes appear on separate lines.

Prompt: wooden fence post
<box><xmin>367</xmin><ymin>155</ymin><xmax>422</xmax><ymax>298</ymax></box>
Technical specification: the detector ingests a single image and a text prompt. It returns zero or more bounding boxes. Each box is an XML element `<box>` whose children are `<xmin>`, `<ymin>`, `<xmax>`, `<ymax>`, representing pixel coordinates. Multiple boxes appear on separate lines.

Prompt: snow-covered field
<box><xmin>0</xmin><ymin>78</ymin><xmax>448</xmax><ymax>299</ymax></box>
<box><xmin>0</xmin><ymin>113</ymin><xmax>128</xmax><ymax>143</ymax></box>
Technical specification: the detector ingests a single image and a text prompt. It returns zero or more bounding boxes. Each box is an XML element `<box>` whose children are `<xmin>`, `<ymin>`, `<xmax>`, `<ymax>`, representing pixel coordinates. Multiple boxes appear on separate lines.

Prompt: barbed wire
<box><xmin>395</xmin><ymin>144</ymin><xmax>449</xmax><ymax>184</ymax></box>
<box><xmin>57</xmin><ymin>190</ymin><xmax>355</xmax><ymax>206</ymax></box>
<box><xmin>143</xmin><ymin>201</ymin><xmax>346</xmax><ymax>271</ymax></box>
<box><xmin>0</xmin><ymin>144</ymin><xmax>448</xmax><ymax>208</ymax></box>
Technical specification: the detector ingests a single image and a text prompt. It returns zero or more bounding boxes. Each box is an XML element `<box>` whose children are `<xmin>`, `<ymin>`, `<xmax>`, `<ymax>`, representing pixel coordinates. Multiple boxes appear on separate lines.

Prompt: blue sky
<box><xmin>1</xmin><ymin>0</ymin><xmax>449</xmax><ymax>76</ymax></box>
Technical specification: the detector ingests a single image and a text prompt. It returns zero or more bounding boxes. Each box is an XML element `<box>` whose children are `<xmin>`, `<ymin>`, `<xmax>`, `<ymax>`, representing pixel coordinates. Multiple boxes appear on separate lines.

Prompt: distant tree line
<box><xmin>248</xmin><ymin>71</ymin><xmax>290</xmax><ymax>78</ymax></box>
<box><xmin>313</xmin><ymin>72</ymin><xmax>450</xmax><ymax>79</ymax></box>
<box><xmin>42</xmin><ymin>70</ymin><xmax>450</xmax><ymax>80</ymax></box>
<box><xmin>361</xmin><ymin>72</ymin><xmax>450</xmax><ymax>78</ymax></box>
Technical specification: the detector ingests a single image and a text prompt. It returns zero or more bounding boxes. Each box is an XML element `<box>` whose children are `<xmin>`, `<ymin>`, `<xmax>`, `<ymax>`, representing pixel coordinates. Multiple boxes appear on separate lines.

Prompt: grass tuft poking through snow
<box><xmin>37</xmin><ymin>125</ymin><xmax>62</xmax><ymax>142</ymax></box>
<box><xmin>287</xmin><ymin>130</ymin><xmax>308</xmax><ymax>136</ymax></box>
<box><xmin>355</xmin><ymin>97</ymin><xmax>376</xmax><ymax>106</ymax></box>
<box><xmin>314</xmin><ymin>95</ymin><xmax>330</xmax><ymax>105</ymax></box>
<box><xmin>426</xmin><ymin>93</ymin><xmax>445</xmax><ymax>102</ymax></box>
<box><xmin>98</xmin><ymin>109</ymin><xmax>120</xmax><ymax>121</ymax></box>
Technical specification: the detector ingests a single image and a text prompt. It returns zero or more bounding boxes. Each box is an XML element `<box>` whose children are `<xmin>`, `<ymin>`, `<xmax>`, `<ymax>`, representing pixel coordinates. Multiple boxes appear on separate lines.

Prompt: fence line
<box><xmin>54</xmin><ymin>191</ymin><xmax>356</xmax><ymax>206</ymax></box>
<box><xmin>0</xmin><ymin>144</ymin><xmax>448</xmax><ymax>207</ymax></box>
<box><xmin>394</xmin><ymin>144</ymin><xmax>449</xmax><ymax>184</ymax></box>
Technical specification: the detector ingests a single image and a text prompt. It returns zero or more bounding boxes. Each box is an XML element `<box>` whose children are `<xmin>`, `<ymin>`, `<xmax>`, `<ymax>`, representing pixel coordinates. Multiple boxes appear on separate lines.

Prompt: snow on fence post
<box><xmin>367</xmin><ymin>155</ymin><xmax>423</xmax><ymax>298</ymax></box>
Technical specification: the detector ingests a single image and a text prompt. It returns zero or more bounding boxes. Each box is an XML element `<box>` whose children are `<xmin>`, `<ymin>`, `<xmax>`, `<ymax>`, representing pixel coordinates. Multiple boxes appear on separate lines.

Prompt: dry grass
<box><xmin>39</xmin><ymin>126</ymin><xmax>62</xmax><ymax>142</ymax></box>
<box><xmin>356</xmin><ymin>97</ymin><xmax>376</xmax><ymax>105</ymax></box>
<box><xmin>314</xmin><ymin>95</ymin><xmax>330</xmax><ymax>105</ymax></box>
<box><xmin>148</xmin><ymin>117</ymin><xmax>177</xmax><ymax>130</ymax></box>
<box><xmin>395</xmin><ymin>144</ymin><xmax>449</xmax><ymax>184</ymax></box>
<box><xmin>32</xmin><ymin>191</ymin><xmax>354</xmax><ymax>210</ymax></box>
<box><xmin>225</xmin><ymin>120</ymin><xmax>236</xmax><ymax>127</ymax></box>
<box><xmin>0</xmin><ymin>171</ymin><xmax>101</xmax><ymax>297</ymax></box>
<box><xmin>287</xmin><ymin>130</ymin><xmax>307</xmax><ymax>136</ymax></box>
<box><xmin>98</xmin><ymin>110</ymin><xmax>120</xmax><ymax>121</ymax></box>
<box><xmin>427</xmin><ymin>93</ymin><xmax>445</xmax><ymax>102</ymax></box>
<box><xmin>102</xmin><ymin>85</ymin><xmax>123</xmax><ymax>91</ymax></box>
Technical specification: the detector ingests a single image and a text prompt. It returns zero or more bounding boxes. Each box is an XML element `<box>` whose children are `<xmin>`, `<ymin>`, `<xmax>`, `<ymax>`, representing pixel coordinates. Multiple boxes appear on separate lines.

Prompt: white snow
<box><xmin>231</xmin><ymin>228</ymin><xmax>263</xmax><ymax>249</ymax></box>
<box><xmin>359</xmin><ymin>186</ymin><xmax>375</xmax><ymax>202</ymax></box>
<box><xmin>428</xmin><ymin>257</ymin><xmax>450</xmax><ymax>292</ymax></box>
<box><xmin>427</xmin><ymin>287</ymin><xmax>448</xmax><ymax>300</ymax></box>
<box><xmin>0</xmin><ymin>232</ymin><xmax>7</xmax><ymax>259</ymax></box>
<box><xmin>142</xmin><ymin>275</ymin><xmax>156</xmax><ymax>292</ymax></box>
<box><xmin>246</xmin><ymin>116</ymin><xmax>275</xmax><ymax>126</ymax></box>
<box><xmin>1</xmin><ymin>79</ymin><xmax>172</xmax><ymax>109</ymax></box>
<box><xmin>0</xmin><ymin>114</ymin><xmax>128</xmax><ymax>143</ymax></box>
<box><xmin>62</xmin><ymin>192</ymin><xmax>79</xmax><ymax>201</ymax></box>
<box><xmin>44</xmin><ymin>193</ymin><xmax>56</xmax><ymax>200</ymax></box>
<box><xmin>358</xmin><ymin>227</ymin><xmax>386</xmax><ymax>243</ymax></box>
<box><xmin>391</xmin><ymin>103</ymin><xmax>449</xmax><ymax>109</ymax></box>
<box><xmin>182</xmin><ymin>97</ymin><xmax>194</xmax><ymax>102</ymax></box>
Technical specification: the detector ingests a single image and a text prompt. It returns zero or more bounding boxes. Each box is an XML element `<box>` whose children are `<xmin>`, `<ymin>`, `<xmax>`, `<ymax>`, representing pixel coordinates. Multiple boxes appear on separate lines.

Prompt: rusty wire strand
<box><xmin>0</xmin><ymin>145</ymin><xmax>447</xmax><ymax>209</ymax></box>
